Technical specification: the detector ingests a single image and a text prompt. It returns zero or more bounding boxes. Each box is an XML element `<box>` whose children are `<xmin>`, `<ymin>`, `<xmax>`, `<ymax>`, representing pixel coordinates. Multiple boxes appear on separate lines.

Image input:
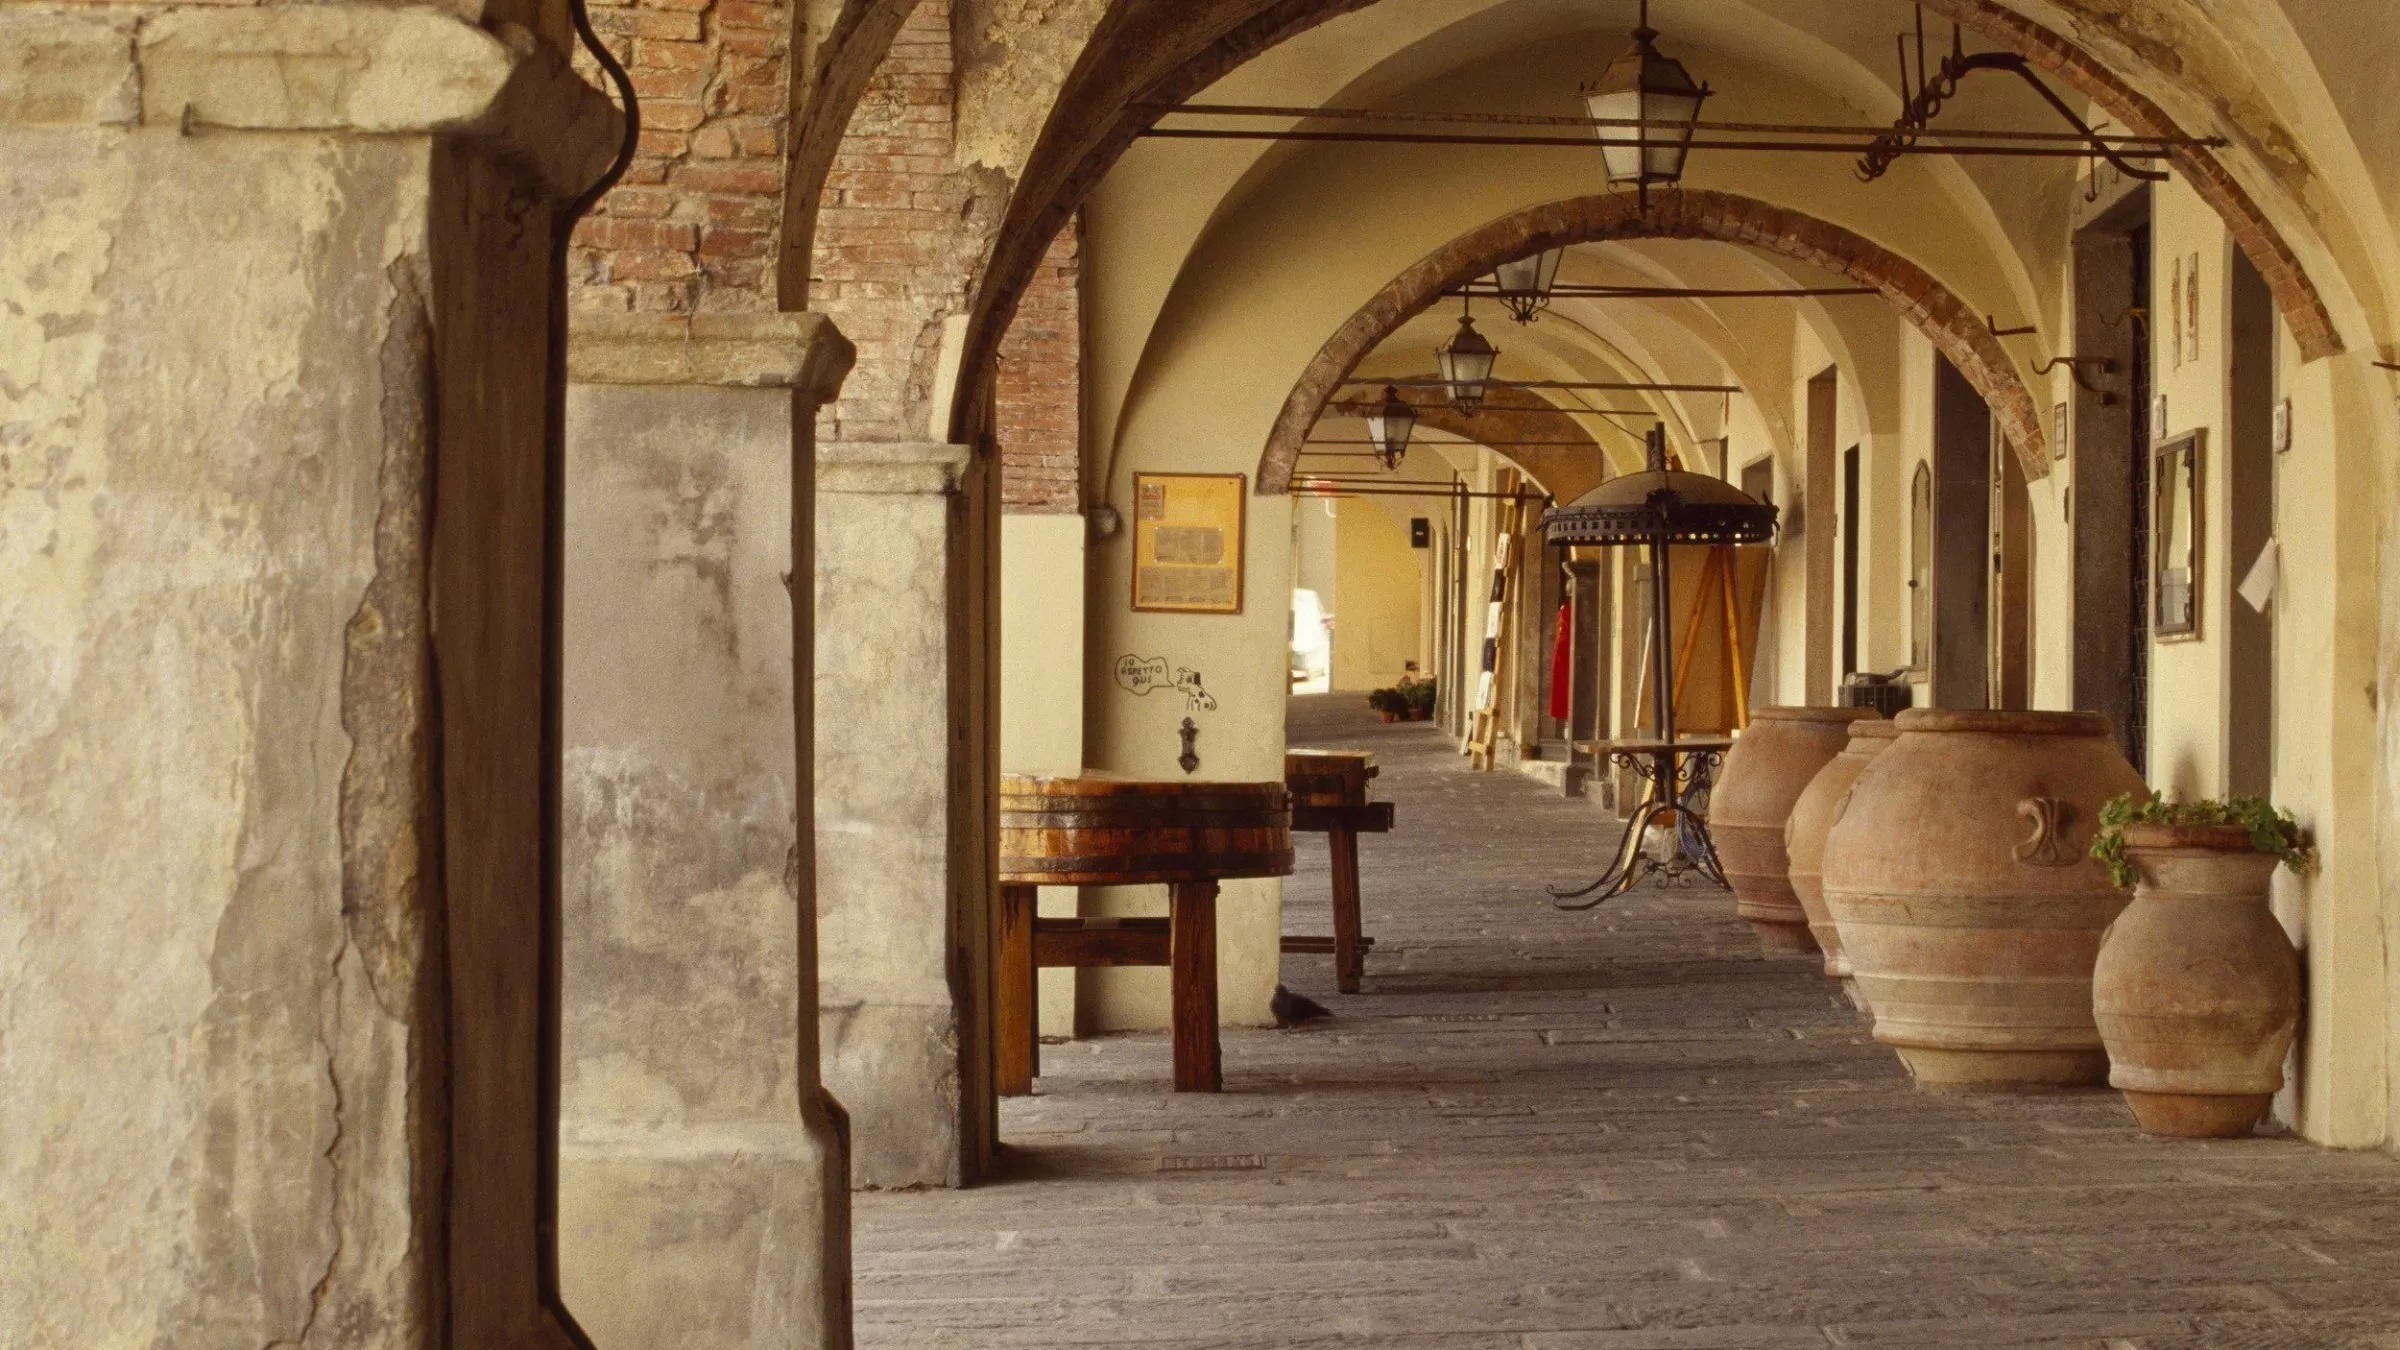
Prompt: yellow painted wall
<box><xmin>1332</xmin><ymin>498</ymin><xmax>1428</xmax><ymax>692</ymax></box>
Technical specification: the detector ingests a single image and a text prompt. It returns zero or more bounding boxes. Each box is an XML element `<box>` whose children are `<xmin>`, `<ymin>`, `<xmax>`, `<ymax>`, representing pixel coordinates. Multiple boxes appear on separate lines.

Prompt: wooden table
<box><xmin>997</xmin><ymin>773</ymin><xmax>1293</xmax><ymax>1094</ymax></box>
<box><xmin>1280</xmin><ymin>750</ymin><xmax>1396</xmax><ymax>994</ymax></box>
<box><xmin>1551</xmin><ymin>736</ymin><xmax>1737</xmax><ymax>908</ymax></box>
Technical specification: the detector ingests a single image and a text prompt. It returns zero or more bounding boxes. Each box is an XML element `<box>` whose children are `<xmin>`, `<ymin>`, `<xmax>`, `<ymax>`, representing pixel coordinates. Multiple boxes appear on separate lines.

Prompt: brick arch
<box><xmin>1257</xmin><ymin>190</ymin><xmax>2046</xmax><ymax>494</ymax></box>
<box><xmin>776</xmin><ymin>0</ymin><xmax>927</xmax><ymax>308</ymax></box>
<box><xmin>944</xmin><ymin>0</ymin><xmax>2340</xmax><ymax>443</ymax></box>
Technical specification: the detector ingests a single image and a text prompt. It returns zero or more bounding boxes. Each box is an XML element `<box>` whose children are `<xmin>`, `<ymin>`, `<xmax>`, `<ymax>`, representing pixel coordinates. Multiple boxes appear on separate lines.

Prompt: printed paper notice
<box><xmin>1131</xmin><ymin>473</ymin><xmax>1247</xmax><ymax>614</ymax></box>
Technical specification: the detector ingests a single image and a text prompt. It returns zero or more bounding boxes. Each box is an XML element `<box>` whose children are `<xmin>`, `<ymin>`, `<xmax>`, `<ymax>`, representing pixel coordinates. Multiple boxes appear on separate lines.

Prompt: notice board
<box><xmin>1131</xmin><ymin>472</ymin><xmax>1246</xmax><ymax>614</ymax></box>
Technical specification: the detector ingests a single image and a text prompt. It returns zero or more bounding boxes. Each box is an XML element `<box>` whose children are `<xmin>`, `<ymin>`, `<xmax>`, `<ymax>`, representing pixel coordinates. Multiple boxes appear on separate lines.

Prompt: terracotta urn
<box><xmin>1712</xmin><ymin>706</ymin><xmax>1882</xmax><ymax>954</ymax></box>
<box><xmin>2092</xmin><ymin>824</ymin><xmax>2300</xmax><ymax>1139</ymax></box>
<box><xmin>1820</xmin><ymin>710</ymin><xmax>2146</xmax><ymax>1091</ymax></box>
<box><xmin>1783</xmin><ymin>718</ymin><xmax>1901</xmax><ymax>980</ymax></box>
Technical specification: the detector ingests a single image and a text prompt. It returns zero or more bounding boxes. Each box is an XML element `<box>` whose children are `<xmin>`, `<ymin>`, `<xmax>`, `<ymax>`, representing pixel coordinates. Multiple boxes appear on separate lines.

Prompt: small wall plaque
<box><xmin>2273</xmin><ymin>398</ymin><xmax>2293</xmax><ymax>454</ymax></box>
<box><xmin>2150</xmin><ymin>394</ymin><xmax>2169</xmax><ymax>444</ymax></box>
<box><xmin>2053</xmin><ymin>401</ymin><xmax>2070</xmax><ymax>461</ymax></box>
<box><xmin>1130</xmin><ymin>473</ymin><xmax>1247</xmax><ymax>614</ymax></box>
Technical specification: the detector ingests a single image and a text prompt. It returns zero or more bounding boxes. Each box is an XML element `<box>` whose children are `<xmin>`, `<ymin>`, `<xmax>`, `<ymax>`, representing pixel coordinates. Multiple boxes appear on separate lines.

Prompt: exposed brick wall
<box><xmin>570</xmin><ymin>0</ymin><xmax>790</xmax><ymax>313</ymax></box>
<box><xmin>994</xmin><ymin>226</ymin><xmax>1083</xmax><ymax>514</ymax></box>
<box><xmin>810</xmin><ymin>0</ymin><xmax>1009</xmax><ymax>445</ymax></box>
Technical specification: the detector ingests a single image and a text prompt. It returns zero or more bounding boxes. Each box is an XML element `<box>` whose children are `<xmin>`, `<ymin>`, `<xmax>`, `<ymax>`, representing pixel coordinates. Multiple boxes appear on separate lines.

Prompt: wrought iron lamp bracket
<box><xmin>1860</xmin><ymin>8</ymin><xmax>2171</xmax><ymax>186</ymax></box>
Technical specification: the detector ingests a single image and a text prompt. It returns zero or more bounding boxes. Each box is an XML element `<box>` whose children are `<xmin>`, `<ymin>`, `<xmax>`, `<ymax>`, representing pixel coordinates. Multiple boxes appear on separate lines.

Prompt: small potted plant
<box><xmin>1365</xmin><ymin>688</ymin><xmax>1405</xmax><ymax>723</ymax></box>
<box><xmin>1401</xmin><ymin>676</ymin><xmax>1437</xmax><ymax>722</ymax></box>
<box><xmin>2088</xmin><ymin>792</ymin><xmax>2314</xmax><ymax>1139</ymax></box>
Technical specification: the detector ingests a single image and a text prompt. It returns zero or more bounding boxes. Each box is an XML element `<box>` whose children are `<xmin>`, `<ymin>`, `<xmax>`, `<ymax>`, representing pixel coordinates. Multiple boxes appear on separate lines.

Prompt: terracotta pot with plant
<box><xmin>1366</xmin><ymin>688</ymin><xmax>1404</xmax><ymax>723</ymax></box>
<box><xmin>2089</xmin><ymin>793</ymin><xmax>2311</xmax><ymax>1139</ymax></box>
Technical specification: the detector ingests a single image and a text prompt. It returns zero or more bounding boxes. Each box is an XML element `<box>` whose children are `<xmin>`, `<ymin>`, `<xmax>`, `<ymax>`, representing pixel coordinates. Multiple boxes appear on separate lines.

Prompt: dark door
<box><xmin>1932</xmin><ymin>353</ymin><xmax>1992</xmax><ymax>709</ymax></box>
<box><xmin>1842</xmin><ymin>444</ymin><xmax>1862</xmax><ymax>679</ymax></box>
<box><xmin>2072</xmin><ymin>189</ymin><xmax>2154</xmax><ymax>773</ymax></box>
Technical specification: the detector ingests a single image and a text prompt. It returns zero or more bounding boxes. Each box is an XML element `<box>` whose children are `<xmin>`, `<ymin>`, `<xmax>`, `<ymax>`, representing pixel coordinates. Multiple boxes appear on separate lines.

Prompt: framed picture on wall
<box><xmin>1130</xmin><ymin>472</ymin><xmax>1247</xmax><ymax>614</ymax></box>
<box><xmin>2053</xmin><ymin>401</ymin><xmax>2070</xmax><ymax>461</ymax></box>
<box><xmin>2152</xmin><ymin>430</ymin><xmax>2206</xmax><ymax>642</ymax></box>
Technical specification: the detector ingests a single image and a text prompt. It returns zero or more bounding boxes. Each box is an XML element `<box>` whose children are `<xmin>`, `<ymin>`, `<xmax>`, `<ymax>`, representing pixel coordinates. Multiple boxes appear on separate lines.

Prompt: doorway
<box><xmin>1841</xmin><ymin>444</ymin><xmax>1862</xmax><ymax>680</ymax></box>
<box><xmin>2227</xmin><ymin>249</ymin><xmax>2277</xmax><ymax>795</ymax></box>
<box><xmin>1804</xmin><ymin>370</ymin><xmax>1839</xmax><ymax>705</ymax></box>
<box><xmin>2073</xmin><ymin>189</ymin><xmax>2154</xmax><ymax>773</ymax></box>
<box><xmin>1932</xmin><ymin>353</ymin><xmax>1992</xmax><ymax>709</ymax></box>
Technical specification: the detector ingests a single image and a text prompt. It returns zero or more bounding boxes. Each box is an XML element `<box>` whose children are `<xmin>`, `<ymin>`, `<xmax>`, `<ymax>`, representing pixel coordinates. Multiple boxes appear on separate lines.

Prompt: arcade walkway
<box><xmin>854</xmin><ymin>697</ymin><xmax>2400</xmax><ymax>1348</ymax></box>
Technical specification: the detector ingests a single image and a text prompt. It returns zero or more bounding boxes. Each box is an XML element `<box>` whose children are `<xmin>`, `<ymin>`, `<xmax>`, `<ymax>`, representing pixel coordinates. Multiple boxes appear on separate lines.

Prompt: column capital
<box><xmin>818</xmin><ymin>442</ymin><xmax>973</xmax><ymax>496</ymax></box>
<box><xmin>569</xmin><ymin>311</ymin><xmax>856</xmax><ymax>403</ymax></box>
<box><xmin>0</xmin><ymin>6</ymin><xmax>624</xmax><ymax>199</ymax></box>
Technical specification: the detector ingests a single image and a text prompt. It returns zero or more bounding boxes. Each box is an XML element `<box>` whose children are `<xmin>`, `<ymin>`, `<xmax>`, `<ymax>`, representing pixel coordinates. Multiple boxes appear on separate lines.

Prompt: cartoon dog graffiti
<box><xmin>1116</xmin><ymin>654</ymin><xmax>1216</xmax><ymax>713</ymax></box>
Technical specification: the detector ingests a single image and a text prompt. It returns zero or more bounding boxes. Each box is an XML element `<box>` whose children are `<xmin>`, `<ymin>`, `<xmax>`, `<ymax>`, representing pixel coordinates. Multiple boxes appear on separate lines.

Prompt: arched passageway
<box><xmin>15</xmin><ymin>0</ymin><xmax>2400</xmax><ymax>1346</ymax></box>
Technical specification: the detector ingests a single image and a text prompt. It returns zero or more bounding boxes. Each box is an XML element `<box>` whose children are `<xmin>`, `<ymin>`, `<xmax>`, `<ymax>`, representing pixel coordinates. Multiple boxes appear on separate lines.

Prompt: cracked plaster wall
<box><xmin>0</xmin><ymin>124</ymin><xmax>441</xmax><ymax>1348</ymax></box>
<box><xmin>560</xmin><ymin>379</ymin><xmax>830</xmax><ymax>1347</ymax></box>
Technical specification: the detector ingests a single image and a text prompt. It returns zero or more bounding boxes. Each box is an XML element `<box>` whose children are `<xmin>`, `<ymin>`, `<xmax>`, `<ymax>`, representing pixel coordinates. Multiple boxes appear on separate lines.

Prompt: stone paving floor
<box><xmin>855</xmin><ymin>695</ymin><xmax>2400</xmax><ymax>1349</ymax></box>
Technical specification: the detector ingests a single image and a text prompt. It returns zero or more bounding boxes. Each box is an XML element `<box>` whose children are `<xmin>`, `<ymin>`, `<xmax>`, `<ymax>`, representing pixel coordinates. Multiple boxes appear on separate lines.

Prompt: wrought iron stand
<box><xmin>1538</xmin><ymin>423</ymin><xmax>1777</xmax><ymax>909</ymax></box>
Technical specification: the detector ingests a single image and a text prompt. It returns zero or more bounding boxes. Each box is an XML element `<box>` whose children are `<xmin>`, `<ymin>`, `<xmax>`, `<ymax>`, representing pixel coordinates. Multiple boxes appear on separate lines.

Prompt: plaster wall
<box><xmin>560</xmin><ymin>376</ymin><xmax>825</xmax><ymax>1349</ymax></box>
<box><xmin>0</xmin><ymin>121</ymin><xmax>445</xmax><ymax>1350</ymax></box>
<box><xmin>1332</xmin><ymin>498</ymin><xmax>1428</xmax><ymax>692</ymax></box>
<box><xmin>1000</xmin><ymin>510</ymin><xmax>1090</xmax><ymax>1036</ymax></box>
<box><xmin>815</xmin><ymin>441</ymin><xmax>991</xmax><ymax>1186</ymax></box>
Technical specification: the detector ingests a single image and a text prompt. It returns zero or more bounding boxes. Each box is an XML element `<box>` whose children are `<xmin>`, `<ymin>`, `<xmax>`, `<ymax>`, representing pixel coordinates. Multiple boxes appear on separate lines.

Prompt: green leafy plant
<box><xmin>1399</xmin><ymin>676</ymin><xmax>1437</xmax><ymax>718</ymax></box>
<box><xmin>2089</xmin><ymin>791</ymin><xmax>2315</xmax><ymax>889</ymax></box>
<box><xmin>1366</xmin><ymin>687</ymin><xmax>1405</xmax><ymax>715</ymax></box>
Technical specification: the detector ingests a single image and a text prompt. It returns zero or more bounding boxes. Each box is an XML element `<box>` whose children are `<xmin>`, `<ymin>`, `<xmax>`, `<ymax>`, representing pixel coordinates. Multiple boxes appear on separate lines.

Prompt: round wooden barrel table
<box><xmin>997</xmin><ymin>773</ymin><xmax>1292</xmax><ymax>1093</ymax></box>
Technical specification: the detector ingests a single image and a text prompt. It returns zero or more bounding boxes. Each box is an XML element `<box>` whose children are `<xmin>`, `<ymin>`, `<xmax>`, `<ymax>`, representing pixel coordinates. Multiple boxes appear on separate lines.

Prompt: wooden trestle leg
<box><xmin>996</xmin><ymin>882</ymin><xmax>1038</xmax><ymax>1096</ymax></box>
<box><xmin>1169</xmin><ymin>880</ymin><xmax>1223</xmax><ymax>1092</ymax></box>
<box><xmin>1328</xmin><ymin>825</ymin><xmax>1365</xmax><ymax>995</ymax></box>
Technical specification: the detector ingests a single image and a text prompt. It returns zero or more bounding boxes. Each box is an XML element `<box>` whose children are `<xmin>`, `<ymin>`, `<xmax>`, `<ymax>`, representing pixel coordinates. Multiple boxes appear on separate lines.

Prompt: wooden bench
<box><xmin>1280</xmin><ymin>750</ymin><xmax>1396</xmax><ymax>994</ymax></box>
<box><xmin>996</xmin><ymin>773</ymin><xmax>1293</xmax><ymax>1095</ymax></box>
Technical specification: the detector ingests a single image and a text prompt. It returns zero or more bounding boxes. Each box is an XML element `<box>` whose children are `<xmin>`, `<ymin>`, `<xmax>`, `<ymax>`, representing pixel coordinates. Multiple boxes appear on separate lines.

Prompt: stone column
<box><xmin>816</xmin><ymin>441</ymin><xmax>996</xmax><ymax>1189</ymax></box>
<box><xmin>558</xmin><ymin>312</ymin><xmax>857</xmax><ymax>1349</ymax></box>
<box><xmin>0</xmin><ymin>7</ymin><xmax>630</xmax><ymax>1346</ymax></box>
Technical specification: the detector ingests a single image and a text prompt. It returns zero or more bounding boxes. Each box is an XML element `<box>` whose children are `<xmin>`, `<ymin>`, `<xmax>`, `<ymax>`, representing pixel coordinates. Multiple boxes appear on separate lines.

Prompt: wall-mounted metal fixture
<box><xmin>2033</xmin><ymin>353</ymin><xmax>2119</xmax><ymax>404</ymax></box>
<box><xmin>1986</xmin><ymin>315</ymin><xmax>2117</xmax><ymax>404</ymax></box>
<box><xmin>1340</xmin><ymin>376</ymin><xmax>1740</xmax><ymax>394</ymax></box>
<box><xmin>1363</xmin><ymin>385</ymin><xmax>1417</xmax><ymax>470</ymax></box>
<box><xmin>1860</xmin><ymin>6</ymin><xmax>2171</xmax><ymax>185</ymax></box>
<box><xmin>1135</xmin><ymin>105</ymin><xmax>2218</xmax><ymax>167</ymax></box>
<box><xmin>1177</xmin><ymin>718</ymin><xmax>1201</xmax><ymax>774</ymax></box>
<box><xmin>1435</xmin><ymin>295</ymin><xmax>1500</xmax><ymax>415</ymax></box>
<box><xmin>1582</xmin><ymin>0</ymin><xmax>1712</xmax><ymax>207</ymax></box>
<box><xmin>1455</xmin><ymin>281</ymin><xmax>1880</xmax><ymax>304</ymax></box>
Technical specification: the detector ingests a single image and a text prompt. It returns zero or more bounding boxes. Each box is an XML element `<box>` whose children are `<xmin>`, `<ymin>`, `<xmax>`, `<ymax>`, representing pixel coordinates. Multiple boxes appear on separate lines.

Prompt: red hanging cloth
<box><xmin>1548</xmin><ymin>600</ymin><xmax>1573</xmax><ymax>722</ymax></box>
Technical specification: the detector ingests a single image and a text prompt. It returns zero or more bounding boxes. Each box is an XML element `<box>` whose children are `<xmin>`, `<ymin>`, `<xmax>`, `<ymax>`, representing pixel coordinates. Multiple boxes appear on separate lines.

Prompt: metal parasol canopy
<box><xmin>1544</xmin><ymin>422</ymin><xmax>1777</xmax><ymax>907</ymax></box>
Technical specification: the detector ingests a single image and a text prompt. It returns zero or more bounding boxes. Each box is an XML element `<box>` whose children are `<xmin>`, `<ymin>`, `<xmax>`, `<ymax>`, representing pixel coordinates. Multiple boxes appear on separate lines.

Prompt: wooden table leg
<box><xmin>996</xmin><ymin>882</ymin><xmax>1038</xmax><ymax>1096</ymax></box>
<box><xmin>1169</xmin><ymin>879</ymin><xmax>1222</xmax><ymax>1093</ymax></box>
<box><xmin>1329</xmin><ymin>824</ymin><xmax>1364</xmax><ymax>995</ymax></box>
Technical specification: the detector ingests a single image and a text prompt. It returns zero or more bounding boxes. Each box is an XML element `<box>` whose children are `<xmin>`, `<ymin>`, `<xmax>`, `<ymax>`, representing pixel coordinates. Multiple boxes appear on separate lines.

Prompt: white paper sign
<box><xmin>2238</xmin><ymin>538</ymin><xmax>2281</xmax><ymax>615</ymax></box>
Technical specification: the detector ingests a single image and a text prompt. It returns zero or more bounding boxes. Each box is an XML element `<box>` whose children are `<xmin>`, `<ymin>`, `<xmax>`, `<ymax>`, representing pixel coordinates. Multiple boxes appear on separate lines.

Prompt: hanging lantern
<box><xmin>1364</xmin><ymin>385</ymin><xmax>1417</xmax><ymax>470</ymax></box>
<box><xmin>1437</xmin><ymin>306</ymin><xmax>1499</xmax><ymax>415</ymax></box>
<box><xmin>1581</xmin><ymin>0</ymin><xmax>1712</xmax><ymax>203</ymax></box>
<box><xmin>1493</xmin><ymin>246</ymin><xmax>1566</xmax><ymax>325</ymax></box>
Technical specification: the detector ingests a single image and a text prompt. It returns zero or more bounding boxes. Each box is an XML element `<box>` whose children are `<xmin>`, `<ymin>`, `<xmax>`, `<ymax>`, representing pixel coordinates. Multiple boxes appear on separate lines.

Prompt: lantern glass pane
<box><xmin>1645</xmin><ymin>88</ymin><xmax>1705</xmax><ymax>178</ymax></box>
<box><xmin>1495</xmin><ymin>248</ymin><xmax>1563</xmax><ymax>298</ymax></box>
<box><xmin>1584</xmin><ymin>85</ymin><xmax>1646</xmax><ymax>184</ymax></box>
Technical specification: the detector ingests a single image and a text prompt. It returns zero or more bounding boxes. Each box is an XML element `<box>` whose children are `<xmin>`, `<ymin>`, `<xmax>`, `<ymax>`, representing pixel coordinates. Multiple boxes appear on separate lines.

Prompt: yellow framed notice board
<box><xmin>1131</xmin><ymin>472</ymin><xmax>1246</xmax><ymax>614</ymax></box>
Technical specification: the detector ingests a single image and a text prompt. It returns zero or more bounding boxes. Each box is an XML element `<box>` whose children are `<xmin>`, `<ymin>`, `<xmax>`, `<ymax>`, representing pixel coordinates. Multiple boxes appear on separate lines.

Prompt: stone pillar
<box><xmin>816</xmin><ymin>441</ymin><xmax>996</xmax><ymax>1189</ymax></box>
<box><xmin>0</xmin><ymin>7</ymin><xmax>630</xmax><ymax>1346</ymax></box>
<box><xmin>558</xmin><ymin>313</ymin><xmax>857</xmax><ymax>1349</ymax></box>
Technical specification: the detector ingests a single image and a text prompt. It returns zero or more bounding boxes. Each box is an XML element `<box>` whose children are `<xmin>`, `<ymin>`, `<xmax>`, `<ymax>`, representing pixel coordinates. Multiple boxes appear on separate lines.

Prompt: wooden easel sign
<box><xmin>1131</xmin><ymin>473</ymin><xmax>1247</xmax><ymax>614</ymax></box>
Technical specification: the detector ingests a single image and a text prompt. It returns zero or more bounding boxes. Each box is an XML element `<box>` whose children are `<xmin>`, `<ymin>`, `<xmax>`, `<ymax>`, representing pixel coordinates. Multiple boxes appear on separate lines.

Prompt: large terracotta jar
<box><xmin>1820</xmin><ymin>710</ymin><xmax>2145</xmax><ymax>1091</ymax></box>
<box><xmin>1712</xmin><ymin>706</ymin><xmax>1882</xmax><ymax>954</ymax></box>
<box><xmin>2093</xmin><ymin>824</ymin><xmax>2300</xmax><ymax>1139</ymax></box>
<box><xmin>1783</xmin><ymin>719</ymin><xmax>1901</xmax><ymax>980</ymax></box>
